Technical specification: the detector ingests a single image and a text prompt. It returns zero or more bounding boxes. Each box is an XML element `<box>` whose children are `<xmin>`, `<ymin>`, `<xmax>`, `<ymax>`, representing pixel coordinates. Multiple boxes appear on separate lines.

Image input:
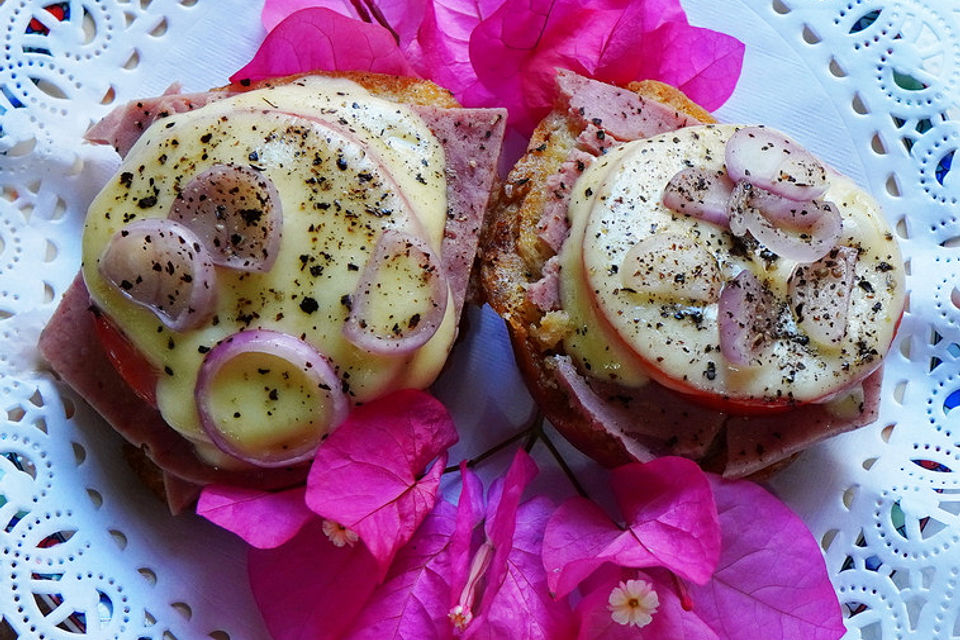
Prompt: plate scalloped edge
<box><xmin>1</xmin><ymin>0</ymin><xmax>959</xmax><ymax>638</ymax></box>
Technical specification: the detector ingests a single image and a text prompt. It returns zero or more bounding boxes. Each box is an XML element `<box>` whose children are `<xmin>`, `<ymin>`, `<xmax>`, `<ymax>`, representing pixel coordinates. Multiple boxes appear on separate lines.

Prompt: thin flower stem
<box><xmin>537</xmin><ymin>426</ymin><xmax>590</xmax><ymax>500</ymax></box>
<box><xmin>443</xmin><ymin>425</ymin><xmax>532</xmax><ymax>474</ymax></box>
<box><xmin>522</xmin><ymin>417</ymin><xmax>541</xmax><ymax>453</ymax></box>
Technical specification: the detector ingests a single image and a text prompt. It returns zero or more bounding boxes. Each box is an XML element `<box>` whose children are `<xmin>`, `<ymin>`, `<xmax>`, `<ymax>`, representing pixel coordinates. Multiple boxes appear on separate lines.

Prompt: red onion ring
<box><xmin>725</xmin><ymin>126</ymin><xmax>828</xmax><ymax>201</ymax></box>
<box><xmin>718</xmin><ymin>270</ymin><xmax>779</xmax><ymax>367</ymax></box>
<box><xmin>98</xmin><ymin>218</ymin><xmax>217</xmax><ymax>331</ymax></box>
<box><xmin>788</xmin><ymin>246</ymin><xmax>859</xmax><ymax>346</ymax></box>
<box><xmin>343</xmin><ymin>229</ymin><xmax>448</xmax><ymax>355</ymax></box>
<box><xmin>170</xmin><ymin>163</ymin><xmax>282</xmax><ymax>273</ymax></box>
<box><xmin>746</xmin><ymin>186</ymin><xmax>836</xmax><ymax>231</ymax></box>
<box><xmin>195</xmin><ymin>329</ymin><xmax>348</xmax><ymax>467</ymax></box>
<box><xmin>728</xmin><ymin>182</ymin><xmax>842</xmax><ymax>263</ymax></box>
<box><xmin>661</xmin><ymin>167</ymin><xmax>734</xmax><ymax>228</ymax></box>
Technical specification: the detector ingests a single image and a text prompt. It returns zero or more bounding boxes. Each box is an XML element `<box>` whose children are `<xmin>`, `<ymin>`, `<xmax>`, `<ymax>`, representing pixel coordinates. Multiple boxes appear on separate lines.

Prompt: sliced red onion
<box><xmin>718</xmin><ymin>270</ymin><xmax>778</xmax><ymax>367</ymax></box>
<box><xmin>662</xmin><ymin>167</ymin><xmax>734</xmax><ymax>228</ymax></box>
<box><xmin>747</xmin><ymin>186</ymin><xmax>837</xmax><ymax>231</ymax></box>
<box><xmin>98</xmin><ymin>218</ymin><xmax>217</xmax><ymax>331</ymax></box>
<box><xmin>170</xmin><ymin>163</ymin><xmax>282</xmax><ymax>272</ymax></box>
<box><xmin>788</xmin><ymin>246</ymin><xmax>859</xmax><ymax>346</ymax></box>
<box><xmin>725</xmin><ymin>126</ymin><xmax>828</xmax><ymax>201</ymax></box>
<box><xmin>195</xmin><ymin>329</ymin><xmax>348</xmax><ymax>467</ymax></box>
<box><xmin>343</xmin><ymin>229</ymin><xmax>448</xmax><ymax>355</ymax></box>
<box><xmin>620</xmin><ymin>233</ymin><xmax>721</xmax><ymax>302</ymax></box>
<box><xmin>728</xmin><ymin>182</ymin><xmax>842</xmax><ymax>263</ymax></box>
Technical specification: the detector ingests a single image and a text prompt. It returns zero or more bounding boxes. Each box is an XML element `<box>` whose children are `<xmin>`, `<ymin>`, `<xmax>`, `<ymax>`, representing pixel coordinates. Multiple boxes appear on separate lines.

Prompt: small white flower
<box><xmin>321</xmin><ymin>519</ymin><xmax>358</xmax><ymax>547</ymax></box>
<box><xmin>608</xmin><ymin>578</ymin><xmax>659</xmax><ymax>628</ymax></box>
<box><xmin>448</xmin><ymin>604</ymin><xmax>473</xmax><ymax>631</ymax></box>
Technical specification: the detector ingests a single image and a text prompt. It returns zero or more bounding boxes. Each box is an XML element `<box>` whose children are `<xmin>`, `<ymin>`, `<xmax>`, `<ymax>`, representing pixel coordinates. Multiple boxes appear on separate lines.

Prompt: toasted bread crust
<box><xmin>479</xmin><ymin>80</ymin><xmax>719</xmax><ymax>469</ymax></box>
<box><xmin>228</xmin><ymin>71</ymin><xmax>461</xmax><ymax>108</ymax></box>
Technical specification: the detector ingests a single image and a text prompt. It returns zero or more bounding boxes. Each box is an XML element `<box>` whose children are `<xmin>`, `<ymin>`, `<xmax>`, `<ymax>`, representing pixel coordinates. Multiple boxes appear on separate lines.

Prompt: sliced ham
<box><xmin>575</xmin><ymin>122</ymin><xmax>619</xmax><ymax>155</ymax></box>
<box><xmin>723</xmin><ymin>369</ymin><xmax>882</xmax><ymax>477</ymax></box>
<box><xmin>556</xmin><ymin>69</ymin><xmax>702</xmax><ymax>143</ymax></box>
<box><xmin>549</xmin><ymin>351</ymin><xmax>882</xmax><ymax>477</ymax></box>
<box><xmin>411</xmin><ymin>105</ymin><xmax>507</xmax><ymax>317</ymax></box>
<box><xmin>527</xmin><ymin>255</ymin><xmax>562</xmax><ymax>312</ymax></box>
<box><xmin>86</xmin><ymin>85</ymin><xmax>231</xmax><ymax>157</ymax></box>
<box><xmin>536</xmin><ymin>149</ymin><xmax>593</xmax><ymax>253</ymax></box>
<box><xmin>550</xmin><ymin>355</ymin><xmax>725</xmax><ymax>461</ymax></box>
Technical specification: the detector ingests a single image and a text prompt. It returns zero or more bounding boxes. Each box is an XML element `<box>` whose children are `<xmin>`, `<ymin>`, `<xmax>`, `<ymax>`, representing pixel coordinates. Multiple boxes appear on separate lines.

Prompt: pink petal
<box><xmin>449</xmin><ymin>462</ymin><xmax>486</xmax><ymax>608</ymax></box>
<box><xmin>477</xmin><ymin>449</ymin><xmax>539</xmax><ymax>619</ymax></box>
<box><xmin>543</xmin><ymin>457</ymin><xmax>720</xmax><ymax>597</ymax></box>
<box><xmin>410</xmin><ymin>0</ymin><xmax>498</xmax><ymax>105</ymax></box>
<box><xmin>374</xmin><ymin>0</ymin><xmax>429</xmax><ymax>49</ymax></box>
<box><xmin>231</xmin><ymin>7</ymin><xmax>416</xmax><ymax>83</ymax></box>
<box><xmin>542</xmin><ymin>497</ymin><xmax>656</xmax><ymax>598</ymax></box>
<box><xmin>262</xmin><ymin>0</ymin><xmax>360</xmax><ymax>31</ymax></box>
<box><xmin>596</xmin><ymin>20</ymin><xmax>744</xmax><ymax>111</ymax></box>
<box><xmin>468</xmin><ymin>0</ymin><xmax>743</xmax><ymax>138</ymax></box>
<box><xmin>305</xmin><ymin>389</ymin><xmax>458</xmax><ymax>568</ymax></box>
<box><xmin>468</xmin><ymin>0</ymin><xmax>607</xmax><ymax>132</ymax></box>
<box><xmin>249</xmin><ymin>519</ymin><xmax>385</xmax><ymax>640</ymax></box>
<box><xmin>343</xmin><ymin>500</ymin><xmax>459</xmax><ymax>640</ymax></box>
<box><xmin>686</xmin><ymin>477</ymin><xmax>846</xmax><ymax>640</ymax></box>
<box><xmin>576</xmin><ymin>567</ymin><xmax>719</xmax><ymax>640</ymax></box>
<box><xmin>612</xmin><ymin>457</ymin><xmax>721</xmax><ymax>585</ymax></box>
<box><xmin>465</xmin><ymin>497</ymin><xmax>575</xmax><ymax>640</ymax></box>
<box><xmin>196</xmin><ymin>484</ymin><xmax>312</xmax><ymax>549</ymax></box>
<box><xmin>262</xmin><ymin>0</ymin><xmax>426</xmax><ymax>49</ymax></box>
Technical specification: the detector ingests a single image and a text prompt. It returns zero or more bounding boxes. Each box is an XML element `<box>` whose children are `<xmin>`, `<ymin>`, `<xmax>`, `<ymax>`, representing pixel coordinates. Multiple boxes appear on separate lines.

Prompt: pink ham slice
<box><xmin>550</xmin><ymin>355</ymin><xmax>725</xmax><ymax>462</ymax></box>
<box><xmin>529</xmin><ymin>74</ymin><xmax>702</xmax><ymax>311</ymax></box>
<box><xmin>410</xmin><ymin>105</ymin><xmax>506</xmax><ymax>316</ymax></box>
<box><xmin>723</xmin><ymin>369</ymin><xmax>882</xmax><ymax>477</ymax></box>
<box><xmin>527</xmin><ymin>256</ymin><xmax>562</xmax><ymax>312</ymax></box>
<box><xmin>536</xmin><ymin>149</ymin><xmax>594</xmax><ymax>253</ymax></box>
<box><xmin>555</xmin><ymin>69</ymin><xmax>702</xmax><ymax>143</ymax></box>
<box><xmin>38</xmin><ymin>275</ymin><xmax>309</xmax><ymax>513</ymax></box>
<box><xmin>549</xmin><ymin>352</ymin><xmax>882</xmax><ymax>478</ymax></box>
<box><xmin>86</xmin><ymin>84</ymin><xmax>232</xmax><ymax>157</ymax></box>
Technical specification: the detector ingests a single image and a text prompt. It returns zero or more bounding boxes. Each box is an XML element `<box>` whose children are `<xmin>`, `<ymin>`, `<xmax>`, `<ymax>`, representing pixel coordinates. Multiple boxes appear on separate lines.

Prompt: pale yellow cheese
<box><xmin>563</xmin><ymin>124</ymin><xmax>904</xmax><ymax>404</ymax></box>
<box><xmin>82</xmin><ymin>77</ymin><xmax>456</xmax><ymax>454</ymax></box>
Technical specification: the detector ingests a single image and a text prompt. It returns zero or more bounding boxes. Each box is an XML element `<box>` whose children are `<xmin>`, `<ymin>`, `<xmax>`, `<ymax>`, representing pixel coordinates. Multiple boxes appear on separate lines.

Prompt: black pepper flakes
<box><xmin>300</xmin><ymin>297</ymin><xmax>320</xmax><ymax>314</ymax></box>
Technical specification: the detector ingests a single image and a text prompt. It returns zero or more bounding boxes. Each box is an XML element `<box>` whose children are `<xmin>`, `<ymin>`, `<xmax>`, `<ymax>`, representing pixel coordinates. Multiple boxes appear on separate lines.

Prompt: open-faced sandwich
<box><xmin>39</xmin><ymin>72</ymin><xmax>506</xmax><ymax>512</ymax></box>
<box><xmin>481</xmin><ymin>70</ymin><xmax>904</xmax><ymax>477</ymax></box>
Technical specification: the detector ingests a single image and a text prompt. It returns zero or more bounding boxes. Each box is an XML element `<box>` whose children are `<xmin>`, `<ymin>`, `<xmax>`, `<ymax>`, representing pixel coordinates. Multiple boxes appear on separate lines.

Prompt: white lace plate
<box><xmin>0</xmin><ymin>0</ymin><xmax>956</xmax><ymax>638</ymax></box>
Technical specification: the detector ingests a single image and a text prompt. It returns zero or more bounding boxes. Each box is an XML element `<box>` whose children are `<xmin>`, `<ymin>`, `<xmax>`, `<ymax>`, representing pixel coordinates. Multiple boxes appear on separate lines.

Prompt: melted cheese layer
<box><xmin>561</xmin><ymin>124</ymin><xmax>905</xmax><ymax>404</ymax></box>
<box><xmin>82</xmin><ymin>77</ymin><xmax>455</xmax><ymax>455</ymax></box>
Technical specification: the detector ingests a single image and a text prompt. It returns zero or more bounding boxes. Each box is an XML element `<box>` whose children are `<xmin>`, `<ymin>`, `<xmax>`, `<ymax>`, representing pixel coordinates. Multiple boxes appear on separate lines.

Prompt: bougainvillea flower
<box><xmin>249</xmin><ymin>519</ymin><xmax>386</xmax><ymax>640</ymax></box>
<box><xmin>231</xmin><ymin>7</ymin><xmax>415</xmax><ymax>83</ymax></box>
<box><xmin>245</xmin><ymin>0</ymin><xmax>743</xmax><ymax>143</ymax></box>
<box><xmin>196</xmin><ymin>484</ymin><xmax>311</xmax><ymax>549</ymax></box>
<box><xmin>306</xmin><ymin>389</ymin><xmax>459</xmax><ymax>569</ymax></box>
<box><xmin>263</xmin><ymin>0</ymin><xmax>428</xmax><ymax>49</ymax></box>
<box><xmin>575</xmin><ymin>565</ymin><xmax>719</xmax><ymax>640</ymax></box>
<box><xmin>341</xmin><ymin>500</ymin><xmax>460</xmax><ymax>639</ymax></box>
<box><xmin>686</xmin><ymin>477</ymin><xmax>846</xmax><ymax>640</ymax></box>
<box><xmin>463</xmin><ymin>496</ymin><xmax>576</xmax><ymax>640</ymax></box>
<box><xmin>541</xmin><ymin>456</ymin><xmax>721</xmax><ymax>597</ymax></box>
<box><xmin>440</xmin><ymin>450</ymin><xmax>574</xmax><ymax>639</ymax></box>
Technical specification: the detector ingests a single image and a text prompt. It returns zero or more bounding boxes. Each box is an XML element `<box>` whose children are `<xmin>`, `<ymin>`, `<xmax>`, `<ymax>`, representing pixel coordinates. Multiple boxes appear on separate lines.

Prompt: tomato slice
<box><xmin>93</xmin><ymin>312</ymin><xmax>159</xmax><ymax>407</ymax></box>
